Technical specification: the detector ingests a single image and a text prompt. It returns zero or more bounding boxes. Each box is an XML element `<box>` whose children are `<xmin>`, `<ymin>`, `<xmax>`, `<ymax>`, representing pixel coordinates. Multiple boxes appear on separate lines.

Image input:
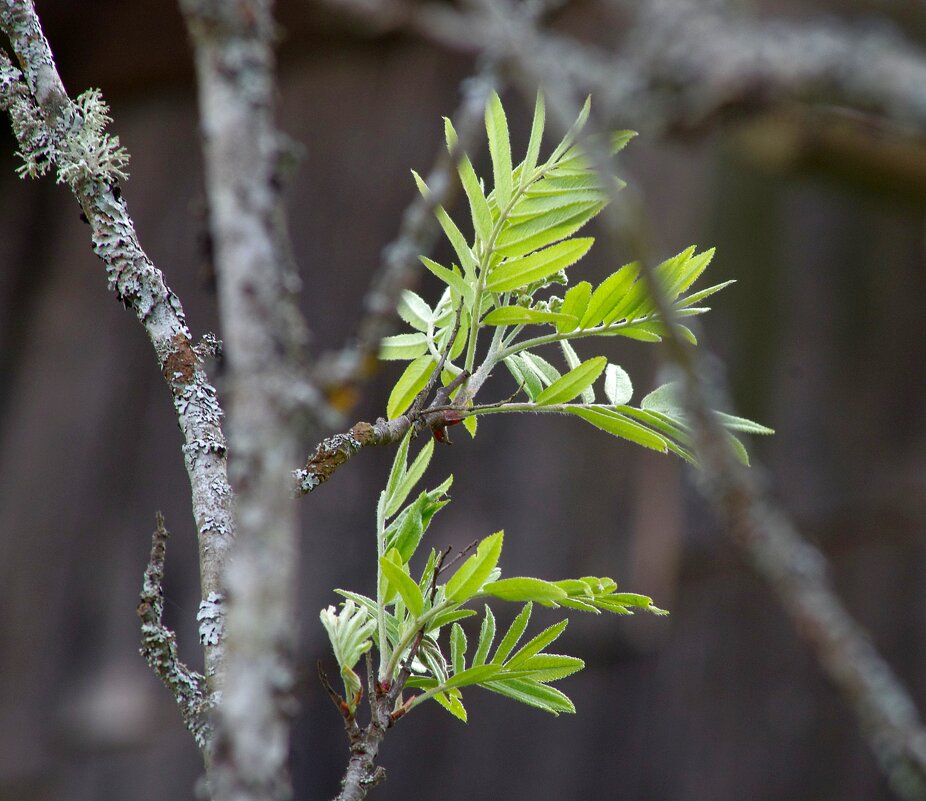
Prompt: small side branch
<box><xmin>137</xmin><ymin>513</ymin><xmax>212</xmax><ymax>751</ymax></box>
<box><xmin>295</xmin><ymin>371</ymin><xmax>469</xmax><ymax>495</ymax></box>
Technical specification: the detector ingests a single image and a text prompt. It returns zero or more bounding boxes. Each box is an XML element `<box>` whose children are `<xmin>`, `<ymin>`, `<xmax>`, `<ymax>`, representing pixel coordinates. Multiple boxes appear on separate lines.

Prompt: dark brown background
<box><xmin>2</xmin><ymin>2</ymin><xmax>926</xmax><ymax>800</ymax></box>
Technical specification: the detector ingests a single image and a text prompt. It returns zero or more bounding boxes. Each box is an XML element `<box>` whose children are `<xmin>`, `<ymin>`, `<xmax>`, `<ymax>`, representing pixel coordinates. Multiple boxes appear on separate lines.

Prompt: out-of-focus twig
<box><xmin>311</xmin><ymin>67</ymin><xmax>494</xmax><ymax>408</ymax></box>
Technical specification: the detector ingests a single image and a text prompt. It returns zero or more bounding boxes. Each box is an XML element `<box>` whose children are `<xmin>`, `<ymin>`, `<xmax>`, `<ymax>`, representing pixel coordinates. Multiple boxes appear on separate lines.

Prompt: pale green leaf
<box><xmin>546</xmin><ymin>95</ymin><xmax>591</xmax><ymax>167</ymax></box>
<box><xmin>519</xmin><ymin>93</ymin><xmax>545</xmax><ymax>187</ymax></box>
<box><xmin>504</xmin><ymin>355</ymin><xmax>543</xmax><ymax>400</ymax></box>
<box><xmin>483</xmin><ymin>578</ymin><xmax>568</xmax><ymax>606</ymax></box>
<box><xmin>509</xmin><ymin>191</ymin><xmax>606</xmax><ymax>220</ymax></box>
<box><xmin>716</xmin><ymin>411</ymin><xmax>775</xmax><ymax>435</ymax></box>
<box><xmin>534</xmin><ymin>356</ymin><xmax>607</xmax><ymax>405</ymax></box>
<box><xmin>559</xmin><ymin>340</ymin><xmax>594</xmax><ymax>403</ymax></box>
<box><xmin>472</xmin><ymin>605</ymin><xmax>496</xmax><ymax>667</ymax></box>
<box><xmin>386</xmin><ymin>355</ymin><xmax>435</xmax><ymax>419</ymax></box>
<box><xmin>496</xmin><ymin>201</ymin><xmax>603</xmax><ymax>257</ymax></box>
<box><xmin>520</xmin><ymin>351</ymin><xmax>561</xmax><ymax>386</ymax></box>
<box><xmin>492</xmin><ymin>602</ymin><xmax>532</xmax><ymax>665</ymax></box>
<box><xmin>433</xmin><ymin>689</ymin><xmax>467</xmax><ymax>721</ymax></box>
<box><xmin>506</xmin><ymin>619</ymin><xmax>569</xmax><ymax>668</ymax></box>
<box><xmin>428</xmin><ymin>608</ymin><xmax>478</xmax><ymax>631</ymax></box>
<box><xmin>379</xmin><ymin>332</ymin><xmax>428</xmax><ymax>361</ymax></box>
<box><xmin>397</xmin><ymin>290</ymin><xmax>432</xmax><ymax>332</ymax></box>
<box><xmin>445</xmin><ymin>117</ymin><xmax>493</xmax><ymax>245</ymax></box>
<box><xmin>677</xmin><ymin>279</ymin><xmax>735</xmax><ymax>308</ymax></box>
<box><xmin>569</xmin><ymin>407</ymin><xmax>669</xmax><ymax>452</ymax></box>
<box><xmin>494</xmin><ymin>210</ymin><xmax>600</xmax><ymax>260</ymax></box>
<box><xmin>482</xmin><ymin>306</ymin><xmax>577</xmax><ymax>327</ymax></box>
<box><xmin>640</xmin><ymin>382</ymin><xmax>684</xmax><ymax>416</ymax></box>
<box><xmin>558</xmin><ymin>281</ymin><xmax>591</xmax><ymax>333</ymax></box>
<box><xmin>445</xmin><ymin>531</ymin><xmax>504</xmax><ymax>602</ymax></box>
<box><xmin>515</xmin><ymin>653</ymin><xmax>585</xmax><ymax>682</ymax></box>
<box><xmin>442</xmin><ymin>663</ymin><xmax>503</xmax><ymax>690</ymax></box>
<box><xmin>420</xmin><ymin>256</ymin><xmax>475</xmax><ymax>307</ymax></box>
<box><xmin>487</xmin><ymin>238</ymin><xmax>594</xmax><ymax>293</ymax></box>
<box><xmin>482</xmin><ymin>677</ymin><xmax>575</xmax><ymax>715</ymax></box>
<box><xmin>385</xmin><ymin>438</ymin><xmax>435</xmax><ymax>517</ymax></box>
<box><xmin>486</xmin><ymin>92</ymin><xmax>513</xmax><ymax>211</ymax></box>
<box><xmin>384</xmin><ymin>433</ymin><xmax>411</xmax><ymax>504</ymax></box>
<box><xmin>603</xmin><ymin>363</ymin><xmax>633</xmax><ymax>406</ymax></box>
<box><xmin>412</xmin><ymin>170</ymin><xmax>477</xmax><ymax>279</ymax></box>
<box><xmin>580</xmin><ymin>263</ymin><xmax>640</xmax><ymax>328</ymax></box>
<box><xmin>450</xmin><ymin>621</ymin><xmax>467</xmax><ymax>676</ymax></box>
<box><xmin>379</xmin><ymin>557</ymin><xmax>424</xmax><ymax>617</ymax></box>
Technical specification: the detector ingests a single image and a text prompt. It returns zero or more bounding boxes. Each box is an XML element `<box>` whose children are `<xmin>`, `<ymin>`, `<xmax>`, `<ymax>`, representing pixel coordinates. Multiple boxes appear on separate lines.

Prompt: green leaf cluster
<box><xmin>379</xmin><ymin>90</ymin><xmax>771</xmax><ymax>460</ymax></box>
<box><xmin>328</xmin><ymin>431</ymin><xmax>668</xmax><ymax>722</ymax></box>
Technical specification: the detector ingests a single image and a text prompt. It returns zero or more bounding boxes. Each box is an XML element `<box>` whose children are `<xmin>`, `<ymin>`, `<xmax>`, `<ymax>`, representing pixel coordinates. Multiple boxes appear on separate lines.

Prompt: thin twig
<box><xmin>137</xmin><ymin>513</ymin><xmax>212</xmax><ymax>750</ymax></box>
<box><xmin>312</xmin><ymin>68</ymin><xmax>494</xmax><ymax>409</ymax></box>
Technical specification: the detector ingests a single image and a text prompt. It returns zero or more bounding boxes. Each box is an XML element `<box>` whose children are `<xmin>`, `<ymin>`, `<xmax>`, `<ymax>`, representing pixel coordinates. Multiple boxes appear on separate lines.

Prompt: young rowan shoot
<box><xmin>320</xmin><ymin>92</ymin><xmax>772</xmax><ymax>799</ymax></box>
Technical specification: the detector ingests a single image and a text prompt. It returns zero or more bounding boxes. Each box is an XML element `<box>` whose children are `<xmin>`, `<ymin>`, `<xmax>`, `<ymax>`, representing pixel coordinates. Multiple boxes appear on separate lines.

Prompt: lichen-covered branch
<box><xmin>0</xmin><ymin>0</ymin><xmax>234</xmax><ymax>698</ymax></box>
<box><xmin>138</xmin><ymin>513</ymin><xmax>212</xmax><ymax>750</ymax></box>
<box><xmin>296</xmin><ymin>372</ymin><xmax>470</xmax><ymax>495</ymax></box>
<box><xmin>179</xmin><ymin>1</ymin><xmax>310</xmax><ymax>798</ymax></box>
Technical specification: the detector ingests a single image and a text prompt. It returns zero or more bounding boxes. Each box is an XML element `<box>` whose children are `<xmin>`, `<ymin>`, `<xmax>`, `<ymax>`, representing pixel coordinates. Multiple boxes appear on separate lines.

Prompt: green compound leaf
<box><xmin>534</xmin><ymin>356</ymin><xmax>606</xmax><ymax>405</ymax></box>
<box><xmin>386</xmin><ymin>354</ymin><xmax>434</xmax><ymax>419</ymax></box>
<box><xmin>445</xmin><ymin>531</ymin><xmax>504</xmax><ymax>602</ymax></box>
<box><xmin>486</xmin><ymin>238</ymin><xmax>594</xmax><ymax>292</ymax></box>
<box><xmin>559</xmin><ymin>340</ymin><xmax>594</xmax><ymax>403</ymax></box>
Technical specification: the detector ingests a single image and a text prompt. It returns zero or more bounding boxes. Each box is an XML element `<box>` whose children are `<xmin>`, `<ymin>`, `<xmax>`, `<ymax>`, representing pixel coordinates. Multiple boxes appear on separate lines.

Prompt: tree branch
<box><xmin>179</xmin><ymin>0</ymin><xmax>314</xmax><ymax>797</ymax></box>
<box><xmin>137</xmin><ymin>513</ymin><xmax>212</xmax><ymax>750</ymax></box>
<box><xmin>0</xmin><ymin>0</ymin><xmax>234</xmax><ymax>700</ymax></box>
